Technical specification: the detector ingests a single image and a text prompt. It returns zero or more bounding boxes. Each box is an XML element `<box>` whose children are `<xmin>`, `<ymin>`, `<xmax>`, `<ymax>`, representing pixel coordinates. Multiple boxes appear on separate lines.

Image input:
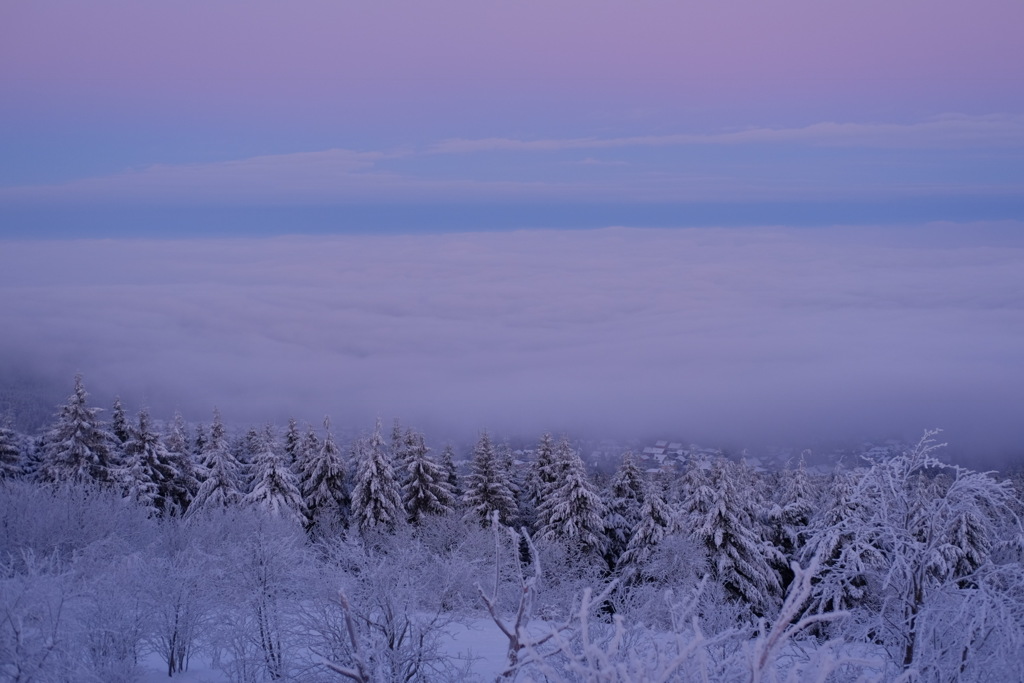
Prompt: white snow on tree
<box><xmin>772</xmin><ymin>453</ymin><xmax>816</xmax><ymax>554</ymax></box>
<box><xmin>536</xmin><ymin>437</ymin><xmax>606</xmax><ymax>557</ymax></box>
<box><xmin>439</xmin><ymin>443</ymin><xmax>462</xmax><ymax>500</ymax></box>
<box><xmin>400</xmin><ymin>428</ymin><xmax>456</xmax><ymax>524</ymax></box>
<box><xmin>38</xmin><ymin>375</ymin><xmax>118</xmax><ymax>486</ymax></box>
<box><xmin>687</xmin><ymin>457</ymin><xmax>784</xmax><ymax>617</ymax></box>
<box><xmin>160</xmin><ymin>410</ymin><xmax>199</xmax><ymax>513</ymax></box>
<box><xmin>462</xmin><ymin>430</ymin><xmax>518</xmax><ymax>528</ymax></box>
<box><xmin>295</xmin><ymin>417</ymin><xmax>349</xmax><ymax>533</ymax></box>
<box><xmin>495</xmin><ymin>439</ymin><xmax>525</xmax><ymax>527</ymax></box>
<box><xmin>350</xmin><ymin>419</ymin><xmax>404</xmax><ymax>534</ymax></box>
<box><xmin>121</xmin><ymin>409</ymin><xmax>182</xmax><ymax>515</ymax></box>
<box><xmin>244</xmin><ymin>425</ymin><xmax>308</xmax><ymax>526</ymax></box>
<box><xmin>764</xmin><ymin>452</ymin><xmax>818</xmax><ymax>591</ymax></box>
<box><xmin>525</xmin><ymin>432</ymin><xmax>559</xmax><ymax>532</ymax></box>
<box><xmin>164</xmin><ymin>411</ymin><xmax>190</xmax><ymax>459</ymax></box>
<box><xmin>192</xmin><ymin>423</ymin><xmax>208</xmax><ymax>466</ymax></box>
<box><xmin>805</xmin><ymin>430</ymin><xmax>1022</xmax><ymax>673</ymax></box>
<box><xmin>800</xmin><ymin>469</ymin><xmax>879</xmax><ymax>616</ymax></box>
<box><xmin>390</xmin><ymin>418</ymin><xmax>407</xmax><ymax>466</ymax></box>
<box><xmin>187</xmin><ymin>409</ymin><xmax>244</xmax><ymax>516</ymax></box>
<box><xmin>0</xmin><ymin>418</ymin><xmax>23</xmax><ymax>480</ymax></box>
<box><xmin>603</xmin><ymin>451</ymin><xmax>647</xmax><ymax>569</ymax></box>
<box><xmin>616</xmin><ymin>480</ymin><xmax>675</xmax><ymax>578</ymax></box>
<box><xmin>110</xmin><ymin>396</ymin><xmax>131</xmax><ymax>447</ymax></box>
<box><xmin>283</xmin><ymin>416</ymin><xmax>301</xmax><ymax>466</ymax></box>
<box><xmin>299</xmin><ymin>424</ymin><xmax>321</xmax><ymax>467</ymax></box>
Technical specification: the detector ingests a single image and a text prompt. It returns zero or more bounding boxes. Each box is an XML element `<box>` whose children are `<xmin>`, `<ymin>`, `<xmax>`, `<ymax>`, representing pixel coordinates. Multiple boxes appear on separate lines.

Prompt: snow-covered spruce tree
<box><xmin>677</xmin><ymin>451</ymin><xmax>713</xmax><ymax>511</ymax></box>
<box><xmin>296</xmin><ymin>417</ymin><xmax>349</xmax><ymax>534</ymax></box>
<box><xmin>0</xmin><ymin>418</ymin><xmax>24</xmax><ymax>480</ymax></box>
<box><xmin>161</xmin><ymin>411</ymin><xmax>199</xmax><ymax>513</ymax></box>
<box><xmin>687</xmin><ymin>457</ymin><xmax>784</xmax><ymax>617</ymax></box>
<box><xmin>240</xmin><ymin>426</ymin><xmax>263</xmax><ymax>469</ymax></box>
<box><xmin>525</xmin><ymin>433</ymin><xmax>559</xmax><ymax>533</ymax></box>
<box><xmin>615</xmin><ymin>480</ymin><xmax>675</xmax><ymax>579</ymax></box>
<box><xmin>244</xmin><ymin>424</ymin><xmax>307</xmax><ymax>526</ymax></box>
<box><xmin>299</xmin><ymin>424</ymin><xmax>321</xmax><ymax>468</ymax></box>
<box><xmin>390</xmin><ymin>417</ymin><xmax>408</xmax><ymax>469</ymax></box>
<box><xmin>350</xmin><ymin>419</ymin><xmax>404</xmax><ymax>534</ymax></box>
<box><xmin>765</xmin><ymin>453</ymin><xmax>817</xmax><ymax>590</ymax></box>
<box><xmin>110</xmin><ymin>396</ymin><xmax>131</xmax><ymax>448</ymax></box>
<box><xmin>603</xmin><ymin>451</ymin><xmax>647</xmax><ymax>570</ymax></box>
<box><xmin>773</xmin><ymin>454</ymin><xmax>816</xmax><ymax>551</ymax></box>
<box><xmin>440</xmin><ymin>443</ymin><xmax>462</xmax><ymax>501</ymax></box>
<box><xmin>283</xmin><ymin>416</ymin><xmax>301</xmax><ymax>467</ymax></box>
<box><xmin>164</xmin><ymin>411</ymin><xmax>189</xmax><ymax>460</ymax></box>
<box><xmin>537</xmin><ymin>437</ymin><xmax>606</xmax><ymax>557</ymax></box>
<box><xmin>187</xmin><ymin>409</ymin><xmax>244</xmax><ymax>516</ymax></box>
<box><xmin>800</xmin><ymin>469</ymin><xmax>879</xmax><ymax>617</ymax></box>
<box><xmin>401</xmin><ymin>429</ymin><xmax>456</xmax><ymax>525</ymax></box>
<box><xmin>462</xmin><ymin>430</ymin><xmax>518</xmax><ymax>528</ymax></box>
<box><xmin>38</xmin><ymin>375</ymin><xmax>119</xmax><ymax>486</ymax></box>
<box><xmin>497</xmin><ymin>439</ymin><xmax>526</xmax><ymax>527</ymax></box>
<box><xmin>192</xmin><ymin>423</ymin><xmax>208</xmax><ymax>466</ymax></box>
<box><xmin>121</xmin><ymin>409</ymin><xmax>183</xmax><ymax>515</ymax></box>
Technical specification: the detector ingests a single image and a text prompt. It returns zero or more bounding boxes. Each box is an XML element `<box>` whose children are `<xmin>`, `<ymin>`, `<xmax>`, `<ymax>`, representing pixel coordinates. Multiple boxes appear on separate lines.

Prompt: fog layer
<box><xmin>2</xmin><ymin>226</ymin><xmax>1022</xmax><ymax>458</ymax></box>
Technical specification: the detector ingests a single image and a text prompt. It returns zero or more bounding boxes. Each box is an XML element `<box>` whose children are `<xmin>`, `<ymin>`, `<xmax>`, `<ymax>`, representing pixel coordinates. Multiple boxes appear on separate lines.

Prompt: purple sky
<box><xmin>1</xmin><ymin>2</ymin><xmax>1022</xmax><ymax>457</ymax></box>
<box><xmin>1</xmin><ymin>0</ymin><xmax>1021</xmax><ymax>223</ymax></box>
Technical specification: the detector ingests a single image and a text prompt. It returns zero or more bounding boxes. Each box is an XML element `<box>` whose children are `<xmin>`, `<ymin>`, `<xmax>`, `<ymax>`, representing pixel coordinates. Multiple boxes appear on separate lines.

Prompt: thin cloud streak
<box><xmin>429</xmin><ymin>114</ymin><xmax>1024</xmax><ymax>154</ymax></box>
<box><xmin>2</xmin><ymin>114</ymin><xmax>1021</xmax><ymax>206</ymax></box>
<box><xmin>1</xmin><ymin>226</ymin><xmax>1022</xmax><ymax>458</ymax></box>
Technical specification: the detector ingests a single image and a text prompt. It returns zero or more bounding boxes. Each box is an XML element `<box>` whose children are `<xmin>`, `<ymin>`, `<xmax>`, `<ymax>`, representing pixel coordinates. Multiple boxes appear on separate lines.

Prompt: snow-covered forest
<box><xmin>2</xmin><ymin>376</ymin><xmax>1023</xmax><ymax>682</ymax></box>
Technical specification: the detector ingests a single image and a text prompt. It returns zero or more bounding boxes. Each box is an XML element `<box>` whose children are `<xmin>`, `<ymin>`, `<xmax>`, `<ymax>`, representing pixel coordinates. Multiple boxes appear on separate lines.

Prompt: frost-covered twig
<box><xmin>323</xmin><ymin>591</ymin><xmax>372</xmax><ymax>683</ymax></box>
<box><xmin>475</xmin><ymin>513</ymin><xmax>570</xmax><ymax>680</ymax></box>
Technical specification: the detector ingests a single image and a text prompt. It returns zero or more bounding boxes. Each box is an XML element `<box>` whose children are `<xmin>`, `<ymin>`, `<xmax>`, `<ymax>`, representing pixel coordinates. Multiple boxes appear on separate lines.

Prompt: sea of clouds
<box><xmin>2</xmin><ymin>225</ymin><xmax>1022</xmax><ymax>460</ymax></box>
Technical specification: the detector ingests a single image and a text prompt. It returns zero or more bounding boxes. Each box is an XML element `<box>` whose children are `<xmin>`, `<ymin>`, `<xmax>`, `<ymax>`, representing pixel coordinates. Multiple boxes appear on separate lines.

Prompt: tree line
<box><xmin>1</xmin><ymin>375</ymin><xmax>1023</xmax><ymax>681</ymax></box>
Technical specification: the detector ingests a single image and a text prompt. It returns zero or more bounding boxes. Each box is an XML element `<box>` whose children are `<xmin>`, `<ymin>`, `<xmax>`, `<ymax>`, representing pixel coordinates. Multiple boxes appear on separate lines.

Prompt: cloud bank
<box><xmin>3</xmin><ymin>114</ymin><xmax>1021</xmax><ymax>207</ymax></box>
<box><xmin>1</xmin><ymin>226</ymin><xmax>1022</xmax><ymax>460</ymax></box>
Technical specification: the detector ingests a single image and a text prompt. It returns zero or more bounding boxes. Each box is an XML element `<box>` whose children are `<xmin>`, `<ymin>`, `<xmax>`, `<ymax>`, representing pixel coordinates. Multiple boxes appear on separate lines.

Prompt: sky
<box><xmin>1</xmin><ymin>1</ymin><xmax>1023</xmax><ymax>459</ymax></box>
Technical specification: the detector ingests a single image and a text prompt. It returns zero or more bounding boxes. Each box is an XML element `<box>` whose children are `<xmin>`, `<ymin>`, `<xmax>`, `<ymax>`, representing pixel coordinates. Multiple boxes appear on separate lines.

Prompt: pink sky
<box><xmin>4</xmin><ymin>0</ymin><xmax>1022</xmax><ymax>123</ymax></box>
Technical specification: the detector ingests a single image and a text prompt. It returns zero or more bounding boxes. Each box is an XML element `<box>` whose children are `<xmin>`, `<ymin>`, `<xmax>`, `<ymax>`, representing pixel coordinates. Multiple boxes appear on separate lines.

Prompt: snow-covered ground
<box><xmin>136</xmin><ymin>617</ymin><xmax>518</xmax><ymax>682</ymax></box>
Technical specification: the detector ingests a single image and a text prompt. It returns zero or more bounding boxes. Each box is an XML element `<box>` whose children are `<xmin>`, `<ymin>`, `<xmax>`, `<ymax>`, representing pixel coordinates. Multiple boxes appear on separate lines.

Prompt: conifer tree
<box><xmin>39</xmin><ymin>375</ymin><xmax>118</xmax><ymax>486</ymax></box>
<box><xmin>122</xmin><ymin>409</ymin><xmax>181</xmax><ymax>515</ymax></box>
<box><xmin>537</xmin><ymin>437</ymin><xmax>606</xmax><ymax>556</ymax></box>
<box><xmin>525</xmin><ymin>433</ymin><xmax>559</xmax><ymax>532</ymax></box>
<box><xmin>188</xmin><ymin>409</ymin><xmax>244</xmax><ymax>516</ymax></box>
<box><xmin>164</xmin><ymin>411</ymin><xmax>190</xmax><ymax>458</ymax></box>
<box><xmin>603</xmin><ymin>452</ymin><xmax>647</xmax><ymax>568</ymax></box>
<box><xmin>193</xmin><ymin>424</ymin><xmax>208</xmax><ymax>466</ymax></box>
<box><xmin>0</xmin><ymin>419</ymin><xmax>23</xmax><ymax>480</ymax></box>
<box><xmin>616</xmin><ymin>481</ymin><xmax>675</xmax><ymax>577</ymax></box>
<box><xmin>162</xmin><ymin>411</ymin><xmax>199</xmax><ymax>513</ymax></box>
<box><xmin>678</xmin><ymin>453</ymin><xmax>714</xmax><ymax>515</ymax></box>
<box><xmin>299</xmin><ymin>424</ymin><xmax>321</xmax><ymax>464</ymax></box>
<box><xmin>110</xmin><ymin>396</ymin><xmax>131</xmax><ymax>446</ymax></box>
<box><xmin>688</xmin><ymin>458</ymin><xmax>784</xmax><ymax>616</ymax></box>
<box><xmin>391</xmin><ymin>418</ymin><xmax>408</xmax><ymax>467</ymax></box>
<box><xmin>350</xmin><ymin>419</ymin><xmax>404</xmax><ymax>534</ymax></box>
<box><xmin>284</xmin><ymin>417</ymin><xmax>301</xmax><ymax>466</ymax></box>
<box><xmin>296</xmin><ymin>417</ymin><xmax>349</xmax><ymax>533</ymax></box>
<box><xmin>240</xmin><ymin>426</ymin><xmax>262</xmax><ymax>470</ymax></box>
<box><xmin>800</xmin><ymin>469</ymin><xmax>878</xmax><ymax>615</ymax></box>
<box><xmin>768</xmin><ymin>454</ymin><xmax>816</xmax><ymax>574</ymax></box>
<box><xmin>401</xmin><ymin>429</ymin><xmax>456</xmax><ymax>524</ymax></box>
<box><xmin>440</xmin><ymin>443</ymin><xmax>462</xmax><ymax>500</ymax></box>
<box><xmin>245</xmin><ymin>425</ymin><xmax>307</xmax><ymax>526</ymax></box>
<box><xmin>462</xmin><ymin>430</ymin><xmax>518</xmax><ymax>528</ymax></box>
